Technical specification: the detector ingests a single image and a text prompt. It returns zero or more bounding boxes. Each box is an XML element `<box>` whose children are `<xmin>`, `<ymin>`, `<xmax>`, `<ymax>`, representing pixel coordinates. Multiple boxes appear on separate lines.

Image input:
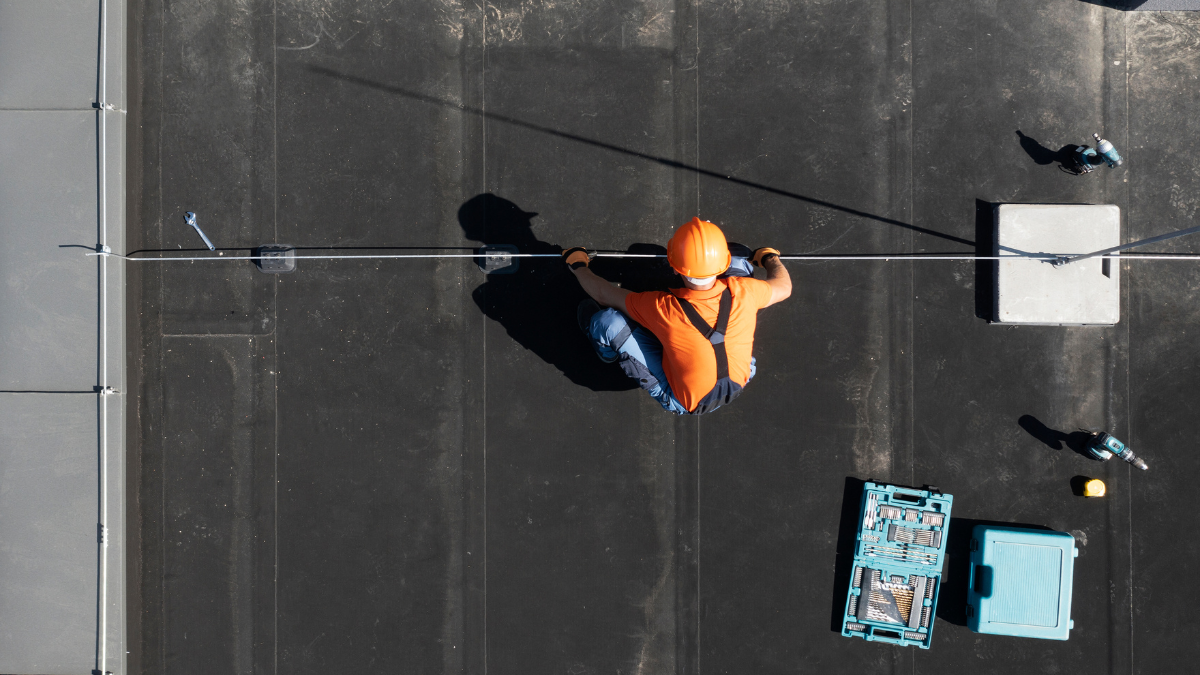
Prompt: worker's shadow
<box><xmin>1015</xmin><ymin>131</ymin><xmax>1086</xmax><ymax>174</ymax></box>
<box><xmin>459</xmin><ymin>194</ymin><xmax>675</xmax><ymax>391</ymax></box>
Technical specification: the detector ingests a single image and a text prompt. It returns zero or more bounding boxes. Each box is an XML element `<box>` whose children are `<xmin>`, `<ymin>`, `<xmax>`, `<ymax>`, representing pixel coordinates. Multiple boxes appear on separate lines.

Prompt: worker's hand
<box><xmin>562</xmin><ymin>246</ymin><xmax>590</xmax><ymax>270</ymax></box>
<box><xmin>751</xmin><ymin>247</ymin><xmax>781</xmax><ymax>267</ymax></box>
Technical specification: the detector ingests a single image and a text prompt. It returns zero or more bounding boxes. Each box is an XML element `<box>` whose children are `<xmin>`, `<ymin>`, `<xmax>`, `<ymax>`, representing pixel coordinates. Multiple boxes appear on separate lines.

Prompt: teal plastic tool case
<box><xmin>966</xmin><ymin>525</ymin><xmax>1076</xmax><ymax>640</ymax></box>
<box><xmin>841</xmin><ymin>482</ymin><xmax>953</xmax><ymax>648</ymax></box>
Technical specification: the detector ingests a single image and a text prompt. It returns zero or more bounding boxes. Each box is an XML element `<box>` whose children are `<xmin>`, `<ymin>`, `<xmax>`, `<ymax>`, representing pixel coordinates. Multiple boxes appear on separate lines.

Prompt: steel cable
<box><xmin>88</xmin><ymin>251</ymin><xmax>1200</xmax><ymax>262</ymax></box>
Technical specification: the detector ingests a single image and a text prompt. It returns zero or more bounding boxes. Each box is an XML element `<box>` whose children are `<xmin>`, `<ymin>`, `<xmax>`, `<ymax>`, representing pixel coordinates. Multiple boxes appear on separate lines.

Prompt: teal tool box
<box><xmin>966</xmin><ymin>525</ymin><xmax>1077</xmax><ymax>640</ymax></box>
<box><xmin>841</xmin><ymin>483</ymin><xmax>953</xmax><ymax>649</ymax></box>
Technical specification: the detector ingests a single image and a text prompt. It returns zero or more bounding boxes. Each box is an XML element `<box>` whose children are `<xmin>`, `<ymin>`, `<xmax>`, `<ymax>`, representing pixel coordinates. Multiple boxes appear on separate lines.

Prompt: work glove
<box><xmin>562</xmin><ymin>246</ymin><xmax>590</xmax><ymax>270</ymax></box>
<box><xmin>751</xmin><ymin>247</ymin><xmax>781</xmax><ymax>267</ymax></box>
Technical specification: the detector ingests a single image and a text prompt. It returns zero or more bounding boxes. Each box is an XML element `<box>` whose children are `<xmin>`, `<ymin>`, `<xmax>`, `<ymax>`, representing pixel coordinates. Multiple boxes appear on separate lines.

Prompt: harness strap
<box><xmin>675</xmin><ymin>288</ymin><xmax>732</xmax><ymax>381</ymax></box>
<box><xmin>611</xmin><ymin>323</ymin><xmax>633</xmax><ymax>352</ymax></box>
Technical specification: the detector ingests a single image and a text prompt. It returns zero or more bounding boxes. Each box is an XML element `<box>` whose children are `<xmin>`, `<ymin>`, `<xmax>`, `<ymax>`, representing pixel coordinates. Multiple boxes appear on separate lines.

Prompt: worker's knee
<box><xmin>587</xmin><ymin>308</ymin><xmax>633</xmax><ymax>349</ymax></box>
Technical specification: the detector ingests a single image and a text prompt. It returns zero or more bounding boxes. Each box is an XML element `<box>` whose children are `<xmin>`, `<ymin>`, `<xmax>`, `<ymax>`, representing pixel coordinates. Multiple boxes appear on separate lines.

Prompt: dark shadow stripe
<box><xmin>308</xmin><ymin>66</ymin><xmax>975</xmax><ymax>248</ymax></box>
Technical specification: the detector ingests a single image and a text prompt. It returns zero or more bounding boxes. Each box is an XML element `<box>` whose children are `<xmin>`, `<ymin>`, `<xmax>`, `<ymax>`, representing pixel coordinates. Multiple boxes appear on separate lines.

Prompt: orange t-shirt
<box><xmin>624</xmin><ymin>277</ymin><xmax>773</xmax><ymax>412</ymax></box>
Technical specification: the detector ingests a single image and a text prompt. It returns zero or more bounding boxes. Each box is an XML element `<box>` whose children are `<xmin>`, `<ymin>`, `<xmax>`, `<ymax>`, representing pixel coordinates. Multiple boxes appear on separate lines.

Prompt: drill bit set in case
<box><xmin>841</xmin><ymin>482</ymin><xmax>953</xmax><ymax>649</ymax></box>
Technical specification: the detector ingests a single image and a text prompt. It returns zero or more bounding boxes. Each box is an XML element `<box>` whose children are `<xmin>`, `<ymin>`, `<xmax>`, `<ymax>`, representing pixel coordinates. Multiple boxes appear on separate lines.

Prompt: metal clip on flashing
<box><xmin>255</xmin><ymin>245</ymin><xmax>297</xmax><ymax>274</ymax></box>
<box><xmin>476</xmin><ymin>244</ymin><xmax>520</xmax><ymax>275</ymax></box>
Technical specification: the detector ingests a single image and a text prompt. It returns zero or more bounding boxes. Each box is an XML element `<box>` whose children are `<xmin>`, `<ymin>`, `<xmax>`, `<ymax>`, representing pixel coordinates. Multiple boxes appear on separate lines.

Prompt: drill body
<box><xmin>1071</xmin><ymin>133</ymin><xmax>1123</xmax><ymax>174</ymax></box>
<box><xmin>1087</xmin><ymin>432</ymin><xmax>1148</xmax><ymax>470</ymax></box>
<box><xmin>1093</xmin><ymin>133</ymin><xmax>1123</xmax><ymax>167</ymax></box>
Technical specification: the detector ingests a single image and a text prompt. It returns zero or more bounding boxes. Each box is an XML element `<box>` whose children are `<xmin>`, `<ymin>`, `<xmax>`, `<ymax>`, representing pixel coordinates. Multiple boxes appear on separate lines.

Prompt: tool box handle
<box><xmin>889</xmin><ymin>487</ymin><xmax>925</xmax><ymax>504</ymax></box>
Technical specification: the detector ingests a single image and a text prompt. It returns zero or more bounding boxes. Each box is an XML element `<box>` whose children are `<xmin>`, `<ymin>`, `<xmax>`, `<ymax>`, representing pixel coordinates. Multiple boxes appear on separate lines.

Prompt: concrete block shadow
<box><xmin>974</xmin><ymin>199</ymin><xmax>997</xmax><ymax>321</ymax></box>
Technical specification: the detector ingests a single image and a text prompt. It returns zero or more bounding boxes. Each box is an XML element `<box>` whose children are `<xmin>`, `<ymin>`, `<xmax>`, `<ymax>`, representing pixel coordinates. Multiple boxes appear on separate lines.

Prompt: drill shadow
<box><xmin>1017</xmin><ymin>415</ymin><xmax>1096</xmax><ymax>461</ymax></box>
<box><xmin>1015</xmin><ymin>130</ymin><xmax>1083</xmax><ymax>173</ymax></box>
<box><xmin>936</xmin><ymin>518</ymin><xmax>1054</xmax><ymax>627</ymax></box>
<box><xmin>461</xmin><ymin>194</ymin><xmax>675</xmax><ymax>392</ymax></box>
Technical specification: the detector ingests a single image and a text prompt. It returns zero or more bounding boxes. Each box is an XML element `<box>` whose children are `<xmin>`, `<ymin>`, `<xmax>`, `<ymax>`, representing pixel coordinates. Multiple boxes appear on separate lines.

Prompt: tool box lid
<box><xmin>967</xmin><ymin>525</ymin><xmax>1077</xmax><ymax>640</ymax></box>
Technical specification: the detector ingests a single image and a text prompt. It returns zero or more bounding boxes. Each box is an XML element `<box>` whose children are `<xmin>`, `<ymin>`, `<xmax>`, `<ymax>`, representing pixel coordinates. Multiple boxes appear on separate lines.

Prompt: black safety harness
<box><xmin>674</xmin><ymin>288</ymin><xmax>744</xmax><ymax>414</ymax></box>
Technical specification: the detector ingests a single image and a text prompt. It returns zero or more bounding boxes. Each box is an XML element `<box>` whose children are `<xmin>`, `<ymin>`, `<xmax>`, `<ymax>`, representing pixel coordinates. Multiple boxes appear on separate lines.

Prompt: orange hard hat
<box><xmin>667</xmin><ymin>217</ymin><xmax>730</xmax><ymax>278</ymax></box>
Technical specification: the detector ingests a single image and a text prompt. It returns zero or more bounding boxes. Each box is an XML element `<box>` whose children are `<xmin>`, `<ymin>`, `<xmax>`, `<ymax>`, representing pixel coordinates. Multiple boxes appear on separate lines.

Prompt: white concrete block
<box><xmin>993</xmin><ymin>204</ymin><xmax>1120</xmax><ymax>326</ymax></box>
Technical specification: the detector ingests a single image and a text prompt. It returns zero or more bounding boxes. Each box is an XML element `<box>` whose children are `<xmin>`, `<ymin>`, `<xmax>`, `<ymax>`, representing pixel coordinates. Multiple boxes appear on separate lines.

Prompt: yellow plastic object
<box><xmin>1083</xmin><ymin>479</ymin><xmax>1106</xmax><ymax>498</ymax></box>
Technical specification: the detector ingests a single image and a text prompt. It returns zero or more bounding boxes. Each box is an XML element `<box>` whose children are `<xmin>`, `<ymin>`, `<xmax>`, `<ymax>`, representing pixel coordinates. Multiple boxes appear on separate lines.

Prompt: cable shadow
<box><xmin>310</xmin><ymin>65</ymin><xmax>974</xmax><ymax>248</ymax></box>
<box><xmin>460</xmin><ymin>193</ymin><xmax>651</xmax><ymax>392</ymax></box>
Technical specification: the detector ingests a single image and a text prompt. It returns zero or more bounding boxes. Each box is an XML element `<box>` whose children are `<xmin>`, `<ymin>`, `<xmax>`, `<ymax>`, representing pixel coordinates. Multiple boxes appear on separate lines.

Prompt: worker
<box><xmin>563</xmin><ymin>217</ymin><xmax>791</xmax><ymax>414</ymax></box>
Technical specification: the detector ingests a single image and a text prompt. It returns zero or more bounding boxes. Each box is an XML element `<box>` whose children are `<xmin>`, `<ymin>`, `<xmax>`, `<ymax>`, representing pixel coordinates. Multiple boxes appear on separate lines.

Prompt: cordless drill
<box><xmin>1072</xmin><ymin>133</ymin><xmax>1123</xmax><ymax>174</ymax></box>
<box><xmin>1086</xmin><ymin>432</ymin><xmax>1148</xmax><ymax>470</ymax></box>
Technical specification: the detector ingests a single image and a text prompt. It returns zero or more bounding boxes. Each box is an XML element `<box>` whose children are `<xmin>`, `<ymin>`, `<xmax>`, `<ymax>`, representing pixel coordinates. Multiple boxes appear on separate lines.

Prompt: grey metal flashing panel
<box><xmin>0</xmin><ymin>394</ymin><xmax>123</xmax><ymax>673</ymax></box>
<box><xmin>1115</xmin><ymin>0</ymin><xmax>1200</xmax><ymax>9</ymax></box>
<box><xmin>0</xmin><ymin>0</ymin><xmax>127</xmax><ymax>672</ymax></box>
<box><xmin>0</xmin><ymin>0</ymin><xmax>106</xmax><ymax>109</ymax></box>
<box><xmin>0</xmin><ymin>111</ymin><xmax>101</xmax><ymax>390</ymax></box>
